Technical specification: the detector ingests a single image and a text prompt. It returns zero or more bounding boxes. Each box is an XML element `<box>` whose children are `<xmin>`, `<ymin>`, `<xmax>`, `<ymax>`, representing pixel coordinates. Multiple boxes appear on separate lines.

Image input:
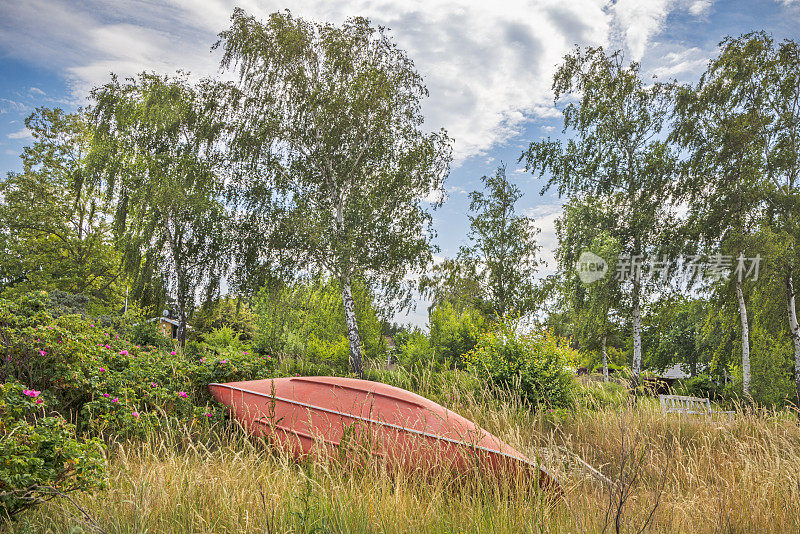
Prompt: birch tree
<box><xmin>555</xmin><ymin>197</ymin><xmax>623</xmax><ymax>381</ymax></box>
<box><xmin>460</xmin><ymin>164</ymin><xmax>540</xmax><ymax>317</ymax></box>
<box><xmin>89</xmin><ymin>73</ymin><xmax>232</xmax><ymax>346</ymax></box>
<box><xmin>671</xmin><ymin>33</ymin><xmax>783</xmax><ymax>397</ymax></box>
<box><xmin>521</xmin><ymin>47</ymin><xmax>677</xmax><ymax>387</ymax></box>
<box><xmin>216</xmin><ymin>10</ymin><xmax>451</xmax><ymax>376</ymax></box>
<box><xmin>723</xmin><ymin>34</ymin><xmax>800</xmax><ymax>407</ymax></box>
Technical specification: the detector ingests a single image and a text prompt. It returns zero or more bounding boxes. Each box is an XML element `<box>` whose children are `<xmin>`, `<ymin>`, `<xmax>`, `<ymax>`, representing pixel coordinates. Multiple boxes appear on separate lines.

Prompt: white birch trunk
<box><xmin>786</xmin><ymin>273</ymin><xmax>800</xmax><ymax>408</ymax></box>
<box><xmin>341</xmin><ymin>277</ymin><xmax>364</xmax><ymax>378</ymax></box>
<box><xmin>602</xmin><ymin>334</ymin><xmax>609</xmax><ymax>383</ymax></box>
<box><xmin>736</xmin><ymin>280</ymin><xmax>751</xmax><ymax>397</ymax></box>
<box><xmin>631</xmin><ymin>280</ymin><xmax>642</xmax><ymax>386</ymax></box>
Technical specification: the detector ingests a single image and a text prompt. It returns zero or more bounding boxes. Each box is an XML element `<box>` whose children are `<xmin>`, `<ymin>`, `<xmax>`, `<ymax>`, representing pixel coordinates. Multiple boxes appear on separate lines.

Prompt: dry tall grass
<box><xmin>8</xmin><ymin>377</ymin><xmax>800</xmax><ymax>533</ymax></box>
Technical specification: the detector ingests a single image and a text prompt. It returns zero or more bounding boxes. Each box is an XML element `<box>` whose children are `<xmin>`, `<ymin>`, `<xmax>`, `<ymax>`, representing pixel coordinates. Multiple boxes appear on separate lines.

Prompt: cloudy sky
<box><xmin>1</xmin><ymin>0</ymin><xmax>799</xmax><ymax>325</ymax></box>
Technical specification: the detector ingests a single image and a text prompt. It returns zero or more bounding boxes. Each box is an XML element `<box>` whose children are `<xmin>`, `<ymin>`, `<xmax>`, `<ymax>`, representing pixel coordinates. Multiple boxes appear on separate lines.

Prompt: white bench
<box><xmin>659</xmin><ymin>394</ymin><xmax>734</xmax><ymax>418</ymax></box>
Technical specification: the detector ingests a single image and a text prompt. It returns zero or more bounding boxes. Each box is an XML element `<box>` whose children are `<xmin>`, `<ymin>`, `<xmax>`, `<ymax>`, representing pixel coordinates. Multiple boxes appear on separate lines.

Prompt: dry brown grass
<box><xmin>8</xmin><ymin>378</ymin><xmax>800</xmax><ymax>533</ymax></box>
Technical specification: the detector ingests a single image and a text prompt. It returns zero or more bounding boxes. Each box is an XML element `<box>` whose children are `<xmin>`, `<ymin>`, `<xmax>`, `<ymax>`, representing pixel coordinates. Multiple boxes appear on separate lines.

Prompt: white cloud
<box><xmin>524</xmin><ymin>202</ymin><xmax>563</xmax><ymax>277</ymax></box>
<box><xmin>28</xmin><ymin>87</ymin><xmax>46</xmax><ymax>96</ymax></box>
<box><xmin>0</xmin><ymin>0</ymin><xmax>702</xmax><ymax>160</ymax></box>
<box><xmin>610</xmin><ymin>0</ymin><xmax>715</xmax><ymax>61</ymax></box>
<box><xmin>611</xmin><ymin>0</ymin><xmax>674</xmax><ymax>61</ymax></box>
<box><xmin>0</xmin><ymin>98</ymin><xmax>28</xmax><ymax>115</ymax></box>
<box><xmin>688</xmin><ymin>0</ymin><xmax>713</xmax><ymax>15</ymax></box>
<box><xmin>650</xmin><ymin>45</ymin><xmax>712</xmax><ymax>79</ymax></box>
<box><xmin>7</xmin><ymin>128</ymin><xmax>33</xmax><ymax>140</ymax></box>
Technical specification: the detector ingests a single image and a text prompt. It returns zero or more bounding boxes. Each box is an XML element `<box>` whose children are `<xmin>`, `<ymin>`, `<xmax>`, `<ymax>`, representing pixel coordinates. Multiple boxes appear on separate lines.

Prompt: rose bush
<box><xmin>0</xmin><ymin>381</ymin><xmax>106</xmax><ymax>521</ymax></box>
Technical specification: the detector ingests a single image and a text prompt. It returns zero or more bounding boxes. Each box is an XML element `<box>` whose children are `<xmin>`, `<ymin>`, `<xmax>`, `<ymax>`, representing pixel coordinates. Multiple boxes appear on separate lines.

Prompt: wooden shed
<box><xmin>147</xmin><ymin>316</ymin><xmax>180</xmax><ymax>339</ymax></box>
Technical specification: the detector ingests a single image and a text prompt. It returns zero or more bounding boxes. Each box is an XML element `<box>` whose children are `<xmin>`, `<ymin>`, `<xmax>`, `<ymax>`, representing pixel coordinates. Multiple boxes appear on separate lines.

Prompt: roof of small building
<box><xmin>661</xmin><ymin>363</ymin><xmax>691</xmax><ymax>380</ymax></box>
<box><xmin>147</xmin><ymin>317</ymin><xmax>180</xmax><ymax>327</ymax></box>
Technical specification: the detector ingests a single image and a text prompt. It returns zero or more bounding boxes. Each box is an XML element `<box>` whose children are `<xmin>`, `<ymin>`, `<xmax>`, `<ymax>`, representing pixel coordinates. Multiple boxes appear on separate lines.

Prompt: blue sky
<box><xmin>1</xmin><ymin>0</ymin><xmax>799</xmax><ymax>326</ymax></box>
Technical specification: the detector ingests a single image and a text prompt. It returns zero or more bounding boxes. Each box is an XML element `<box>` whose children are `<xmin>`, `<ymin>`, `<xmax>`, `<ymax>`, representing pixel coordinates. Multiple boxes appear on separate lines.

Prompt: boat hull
<box><xmin>209</xmin><ymin>376</ymin><xmax>559</xmax><ymax>490</ymax></box>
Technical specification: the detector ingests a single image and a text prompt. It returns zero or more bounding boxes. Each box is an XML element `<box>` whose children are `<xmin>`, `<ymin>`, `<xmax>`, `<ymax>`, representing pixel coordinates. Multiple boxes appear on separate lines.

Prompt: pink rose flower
<box><xmin>205</xmin><ymin>413</ymin><xmax>212</xmax><ymax>417</ymax></box>
<box><xmin>132</xmin><ymin>411</ymin><xmax>139</xmax><ymax>419</ymax></box>
<box><xmin>119</xmin><ymin>350</ymin><xmax>129</xmax><ymax>356</ymax></box>
<box><xmin>103</xmin><ymin>393</ymin><xmax>110</xmax><ymax>398</ymax></box>
<box><xmin>150</xmin><ymin>382</ymin><xmax>158</xmax><ymax>388</ymax></box>
<box><xmin>170</xmin><ymin>351</ymin><xmax>176</xmax><ymax>356</ymax></box>
<box><xmin>39</xmin><ymin>350</ymin><xmax>47</xmax><ymax>356</ymax></box>
<box><xmin>23</xmin><ymin>389</ymin><xmax>41</xmax><ymax>398</ymax></box>
<box><xmin>219</xmin><ymin>360</ymin><xmax>227</xmax><ymax>364</ymax></box>
<box><xmin>177</xmin><ymin>391</ymin><xmax>188</xmax><ymax>398</ymax></box>
<box><xmin>36</xmin><ymin>399</ymin><xmax>44</xmax><ymax>405</ymax></box>
<box><xmin>112</xmin><ymin>397</ymin><xmax>118</xmax><ymax>403</ymax></box>
<box><xmin>243</xmin><ymin>351</ymin><xmax>248</xmax><ymax>355</ymax></box>
<box><xmin>199</xmin><ymin>358</ymin><xmax>205</xmax><ymax>363</ymax></box>
<box><xmin>99</xmin><ymin>367</ymin><xmax>106</xmax><ymax>372</ymax></box>
<box><xmin>104</xmin><ymin>344</ymin><xmax>110</xmax><ymax>349</ymax></box>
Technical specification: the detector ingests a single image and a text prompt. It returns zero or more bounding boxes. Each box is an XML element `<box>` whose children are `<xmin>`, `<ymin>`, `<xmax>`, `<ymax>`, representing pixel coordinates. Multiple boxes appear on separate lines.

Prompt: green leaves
<box><xmin>459</xmin><ymin>164</ymin><xmax>540</xmax><ymax>317</ymax></box>
<box><xmin>217</xmin><ymin>10</ymin><xmax>452</xmax><ymax>374</ymax></box>
<box><xmin>88</xmin><ymin>73</ymin><xmax>235</xmax><ymax>344</ymax></box>
<box><xmin>0</xmin><ymin>381</ymin><xmax>107</xmax><ymax>521</ymax></box>
<box><xmin>463</xmin><ymin>319</ymin><xmax>576</xmax><ymax>409</ymax></box>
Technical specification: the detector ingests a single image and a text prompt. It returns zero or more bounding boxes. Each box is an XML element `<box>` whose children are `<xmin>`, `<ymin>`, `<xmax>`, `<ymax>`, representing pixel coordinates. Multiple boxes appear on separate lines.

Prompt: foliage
<box><xmin>251</xmin><ymin>276</ymin><xmax>385</xmax><ymax>372</ymax></box>
<box><xmin>0</xmin><ymin>293</ymin><xmax>274</xmax><ymax>439</ymax></box>
<box><xmin>395</xmin><ymin>328</ymin><xmax>432</xmax><ymax>369</ymax></box>
<box><xmin>523</xmin><ymin>46</ymin><xmax>678</xmax><ymax>379</ymax></box>
<box><xmin>419</xmin><ymin>258</ymin><xmax>493</xmax><ymax>316</ymax></box>
<box><xmin>0</xmin><ymin>108</ymin><xmax>123</xmax><ymax>312</ymax></box>
<box><xmin>459</xmin><ymin>165</ymin><xmax>540</xmax><ymax>316</ymax></box>
<box><xmin>464</xmin><ymin>318</ymin><xmax>577</xmax><ymax>408</ymax></box>
<box><xmin>428</xmin><ymin>302</ymin><xmax>485</xmax><ymax>368</ymax></box>
<box><xmin>0</xmin><ymin>381</ymin><xmax>106</xmax><ymax>521</ymax></box>
<box><xmin>642</xmin><ymin>296</ymin><xmax>709</xmax><ymax>376</ymax></box>
<box><xmin>216</xmin><ymin>9</ymin><xmax>452</xmax><ymax>375</ymax></box>
<box><xmin>190</xmin><ymin>296</ymin><xmax>256</xmax><ymax>342</ymax></box>
<box><xmin>89</xmin><ymin>72</ymin><xmax>234</xmax><ymax>346</ymax></box>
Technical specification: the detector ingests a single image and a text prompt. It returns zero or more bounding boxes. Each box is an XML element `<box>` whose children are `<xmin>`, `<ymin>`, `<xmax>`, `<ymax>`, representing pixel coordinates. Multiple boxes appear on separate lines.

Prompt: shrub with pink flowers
<box><xmin>0</xmin><ymin>293</ymin><xmax>278</xmax><ymax>440</ymax></box>
<box><xmin>0</xmin><ymin>381</ymin><xmax>106</xmax><ymax>520</ymax></box>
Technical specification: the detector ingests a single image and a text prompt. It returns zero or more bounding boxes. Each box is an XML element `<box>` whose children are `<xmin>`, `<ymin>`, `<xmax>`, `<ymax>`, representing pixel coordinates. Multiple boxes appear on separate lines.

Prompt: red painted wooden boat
<box><xmin>209</xmin><ymin>376</ymin><xmax>559</xmax><ymax>491</ymax></box>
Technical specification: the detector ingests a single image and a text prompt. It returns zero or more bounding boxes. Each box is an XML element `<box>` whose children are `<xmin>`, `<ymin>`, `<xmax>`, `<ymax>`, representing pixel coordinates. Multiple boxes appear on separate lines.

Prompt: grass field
<box><xmin>8</xmin><ymin>376</ymin><xmax>800</xmax><ymax>533</ymax></box>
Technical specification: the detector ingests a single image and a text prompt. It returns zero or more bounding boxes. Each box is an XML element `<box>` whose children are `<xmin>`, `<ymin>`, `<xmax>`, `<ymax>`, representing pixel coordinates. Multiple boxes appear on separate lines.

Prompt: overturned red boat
<box><xmin>209</xmin><ymin>376</ymin><xmax>559</xmax><ymax>490</ymax></box>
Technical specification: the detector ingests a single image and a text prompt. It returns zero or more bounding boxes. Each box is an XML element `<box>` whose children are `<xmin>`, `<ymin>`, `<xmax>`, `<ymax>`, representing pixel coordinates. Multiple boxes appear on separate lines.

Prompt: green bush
<box><xmin>0</xmin><ymin>295</ymin><xmax>277</xmax><ymax>438</ymax></box>
<box><xmin>125</xmin><ymin>319</ymin><xmax>173</xmax><ymax>350</ymax></box>
<box><xmin>428</xmin><ymin>302</ymin><xmax>484</xmax><ymax>368</ymax></box>
<box><xmin>396</xmin><ymin>329</ymin><xmax>433</xmax><ymax>369</ymax></box>
<box><xmin>0</xmin><ymin>381</ymin><xmax>106</xmax><ymax>521</ymax></box>
<box><xmin>463</xmin><ymin>318</ymin><xmax>577</xmax><ymax>408</ymax></box>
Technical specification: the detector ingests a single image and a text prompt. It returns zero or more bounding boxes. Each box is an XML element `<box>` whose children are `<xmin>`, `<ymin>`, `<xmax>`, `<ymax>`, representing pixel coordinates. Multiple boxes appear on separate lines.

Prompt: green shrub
<box><xmin>463</xmin><ymin>318</ymin><xmax>577</xmax><ymax>408</ymax></box>
<box><xmin>125</xmin><ymin>319</ymin><xmax>173</xmax><ymax>350</ymax></box>
<box><xmin>397</xmin><ymin>330</ymin><xmax>432</xmax><ymax>369</ymax></box>
<box><xmin>0</xmin><ymin>295</ymin><xmax>276</xmax><ymax>438</ymax></box>
<box><xmin>429</xmin><ymin>302</ymin><xmax>484</xmax><ymax>368</ymax></box>
<box><xmin>305</xmin><ymin>337</ymin><xmax>350</xmax><ymax>371</ymax></box>
<box><xmin>0</xmin><ymin>381</ymin><xmax>106</xmax><ymax>521</ymax></box>
<box><xmin>198</xmin><ymin>325</ymin><xmax>250</xmax><ymax>356</ymax></box>
<box><xmin>674</xmin><ymin>374</ymin><xmax>725</xmax><ymax>400</ymax></box>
